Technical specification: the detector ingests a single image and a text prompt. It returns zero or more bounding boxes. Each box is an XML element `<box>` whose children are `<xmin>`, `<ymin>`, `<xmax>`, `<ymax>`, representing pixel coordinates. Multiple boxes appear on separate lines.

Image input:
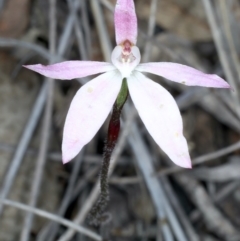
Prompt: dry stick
<box><xmin>219</xmin><ymin>1</ymin><xmax>240</xmax><ymax>93</ymax></box>
<box><xmin>57</xmin><ymin>0</ymin><xmax>80</xmax><ymax>61</ymax></box>
<box><xmin>70</xmin><ymin>165</ymin><xmax>100</xmax><ymax>202</ymax></box>
<box><xmin>90</xmin><ymin>0</ymin><xmax>112</xmax><ymax>62</ymax></box>
<box><xmin>20</xmin><ymin>0</ymin><xmax>57</xmax><ymax>240</ymax></box>
<box><xmin>74</xmin><ymin>18</ymin><xmax>88</xmax><ymax>60</ymax></box>
<box><xmin>0</xmin><ymin>82</ymin><xmax>47</xmax><ymax>215</ymax></box>
<box><xmin>37</xmin><ymin>168</ymin><xmax>99</xmax><ymax>240</ymax></box>
<box><xmin>220</xmin><ymin>1</ymin><xmax>240</xmax><ymax>86</ymax></box>
<box><xmin>188</xmin><ymin>162</ymin><xmax>240</xmax><ymax>182</ymax></box>
<box><xmin>109</xmin><ymin>138</ymin><xmax>240</xmax><ymax>239</ymax></box>
<box><xmin>81</xmin><ymin>0</ymin><xmax>91</xmax><ymax>58</ymax></box>
<box><xmin>142</xmin><ymin>0</ymin><xmax>158</xmax><ymax>63</ymax></box>
<box><xmin>108</xmin><ymin>176</ymin><xmax>140</xmax><ymax>185</ymax></box>
<box><xmin>0</xmin><ymin>143</ymin><xmax>129</xmax><ymax>165</ymax></box>
<box><xmin>127</xmin><ymin>110</ymin><xmax>187</xmax><ymax>241</ymax></box>
<box><xmin>175</xmin><ymin>174</ymin><xmax>239</xmax><ymax>240</ymax></box>
<box><xmin>111</xmin><ymin>139</ymin><xmax>240</xmax><ymax>185</ymax></box>
<box><xmin>0</xmin><ymin>38</ymin><xmax>61</xmax><ymax>61</ymax></box>
<box><xmin>202</xmin><ymin>0</ymin><xmax>240</xmax><ymax>119</ymax></box>
<box><xmin>211</xmin><ymin>2</ymin><xmax>240</xmax><ymax>116</ymax></box>
<box><xmin>157</xmin><ymin>139</ymin><xmax>240</xmax><ymax>176</ymax></box>
<box><xmin>66</xmin><ymin>0</ymin><xmax>88</xmax><ymax>60</ymax></box>
<box><xmin>199</xmin><ymin>91</ymin><xmax>240</xmax><ymax>133</ymax></box>
<box><xmin>155</xmin><ymin>138</ymin><xmax>240</xmax><ymax>240</ymax></box>
<box><xmin>176</xmin><ymin>88</ymin><xmax>208</xmax><ymax>111</ymax></box>
<box><xmin>213</xmin><ymin>180</ymin><xmax>240</xmax><ymax>203</ymax></box>
<box><xmin>100</xmin><ymin>0</ymin><xmax>114</xmax><ymax>12</ymax></box>
<box><xmin>161</xmin><ymin>177</ymin><xmax>199</xmax><ymax>241</ymax></box>
<box><xmin>0</xmin><ymin>142</ymin><xmax>74</xmax><ymax>162</ymax></box>
<box><xmin>227</xmin><ymin>0</ymin><xmax>240</xmax><ymax>53</ymax></box>
<box><xmin>37</xmin><ymin>152</ymin><xmax>84</xmax><ymax>241</ymax></box>
<box><xmin>11</xmin><ymin>52</ymin><xmax>37</xmax><ymax>79</ymax></box>
<box><xmin>65</xmin><ymin>0</ymin><xmax>89</xmax><ymax>84</ymax></box>
<box><xmin>0</xmin><ymin>199</ymin><xmax>102</xmax><ymax>241</ymax></box>
<box><xmin>191</xmin><ymin>180</ymin><xmax>240</xmax><ymax>236</ymax></box>
<box><xmin>0</xmin><ymin>143</ymin><xmax>99</xmax><ymax>164</ymax></box>
<box><xmin>19</xmin><ymin>81</ymin><xmax>52</xmax><ymax>241</ymax></box>
<box><xmin>57</xmin><ymin>110</ymin><xmax>138</xmax><ymax>241</ymax></box>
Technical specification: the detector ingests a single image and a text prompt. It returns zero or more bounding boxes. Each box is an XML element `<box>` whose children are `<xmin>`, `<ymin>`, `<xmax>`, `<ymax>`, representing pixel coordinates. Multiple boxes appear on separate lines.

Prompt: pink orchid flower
<box><xmin>24</xmin><ymin>0</ymin><xmax>230</xmax><ymax>168</ymax></box>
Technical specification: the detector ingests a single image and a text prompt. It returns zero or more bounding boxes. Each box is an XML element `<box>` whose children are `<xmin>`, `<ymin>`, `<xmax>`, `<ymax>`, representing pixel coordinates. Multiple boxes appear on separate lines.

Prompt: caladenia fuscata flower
<box><xmin>24</xmin><ymin>0</ymin><xmax>231</xmax><ymax>224</ymax></box>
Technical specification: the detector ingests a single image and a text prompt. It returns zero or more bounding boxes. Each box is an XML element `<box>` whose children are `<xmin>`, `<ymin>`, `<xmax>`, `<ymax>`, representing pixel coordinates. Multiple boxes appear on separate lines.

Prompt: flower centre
<box><xmin>111</xmin><ymin>41</ymin><xmax>141</xmax><ymax>78</ymax></box>
<box><xmin>118</xmin><ymin>52</ymin><xmax>136</xmax><ymax>64</ymax></box>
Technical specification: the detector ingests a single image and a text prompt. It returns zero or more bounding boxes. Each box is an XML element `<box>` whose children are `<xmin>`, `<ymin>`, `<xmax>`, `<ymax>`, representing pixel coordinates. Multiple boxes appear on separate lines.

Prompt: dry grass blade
<box><xmin>0</xmin><ymin>37</ymin><xmax>62</xmax><ymax>60</ymax></box>
<box><xmin>142</xmin><ymin>0</ymin><xmax>158</xmax><ymax>63</ymax></box>
<box><xmin>57</xmin><ymin>0</ymin><xmax>80</xmax><ymax>55</ymax></box>
<box><xmin>0</xmin><ymin>199</ymin><xmax>102</xmax><ymax>241</ymax></box>
<box><xmin>202</xmin><ymin>0</ymin><xmax>240</xmax><ymax>118</ymax></box>
<box><xmin>189</xmin><ymin>162</ymin><xmax>240</xmax><ymax>182</ymax></box>
<box><xmin>213</xmin><ymin>180</ymin><xmax>240</xmax><ymax>203</ymax></box>
<box><xmin>127</xmin><ymin>113</ymin><xmax>187</xmax><ymax>241</ymax></box>
<box><xmin>37</xmin><ymin>153</ymin><xmax>84</xmax><ymax>241</ymax></box>
<box><xmin>175</xmin><ymin>174</ymin><xmax>239</xmax><ymax>240</ymax></box>
<box><xmin>161</xmin><ymin>177</ymin><xmax>200</xmax><ymax>241</ymax></box>
<box><xmin>219</xmin><ymin>0</ymin><xmax>240</xmax><ymax>90</ymax></box>
<box><xmin>157</xmin><ymin>140</ymin><xmax>240</xmax><ymax>176</ymax></box>
<box><xmin>90</xmin><ymin>0</ymin><xmax>112</xmax><ymax>61</ymax></box>
<box><xmin>20</xmin><ymin>0</ymin><xmax>56</xmax><ymax>240</ymax></box>
<box><xmin>0</xmin><ymin>82</ymin><xmax>47</xmax><ymax>214</ymax></box>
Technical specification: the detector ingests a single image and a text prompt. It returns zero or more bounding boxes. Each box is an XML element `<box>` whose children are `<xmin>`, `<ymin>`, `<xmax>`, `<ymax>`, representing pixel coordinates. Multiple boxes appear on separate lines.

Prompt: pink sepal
<box><xmin>114</xmin><ymin>0</ymin><xmax>137</xmax><ymax>45</ymax></box>
<box><xmin>128</xmin><ymin>71</ymin><xmax>192</xmax><ymax>168</ymax></box>
<box><xmin>24</xmin><ymin>61</ymin><xmax>116</xmax><ymax>80</ymax></box>
<box><xmin>62</xmin><ymin>70</ymin><xmax>122</xmax><ymax>163</ymax></box>
<box><xmin>136</xmin><ymin>63</ymin><xmax>231</xmax><ymax>88</ymax></box>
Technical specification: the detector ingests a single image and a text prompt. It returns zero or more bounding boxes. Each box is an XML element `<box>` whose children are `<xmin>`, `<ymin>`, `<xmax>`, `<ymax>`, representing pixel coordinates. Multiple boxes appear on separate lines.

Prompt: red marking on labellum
<box><xmin>122</xmin><ymin>40</ymin><xmax>132</xmax><ymax>55</ymax></box>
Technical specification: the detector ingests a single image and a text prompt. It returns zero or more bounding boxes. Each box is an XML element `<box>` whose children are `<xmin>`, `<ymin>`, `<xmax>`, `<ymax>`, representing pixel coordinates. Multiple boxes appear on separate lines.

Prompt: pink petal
<box><xmin>24</xmin><ymin>61</ymin><xmax>116</xmax><ymax>80</ymax></box>
<box><xmin>128</xmin><ymin>71</ymin><xmax>191</xmax><ymax>168</ymax></box>
<box><xmin>114</xmin><ymin>0</ymin><xmax>137</xmax><ymax>45</ymax></box>
<box><xmin>136</xmin><ymin>63</ymin><xmax>230</xmax><ymax>88</ymax></box>
<box><xmin>62</xmin><ymin>70</ymin><xmax>122</xmax><ymax>163</ymax></box>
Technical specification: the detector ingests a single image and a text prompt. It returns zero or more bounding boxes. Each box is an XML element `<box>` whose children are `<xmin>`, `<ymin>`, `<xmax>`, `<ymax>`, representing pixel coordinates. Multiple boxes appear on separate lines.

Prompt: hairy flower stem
<box><xmin>88</xmin><ymin>79</ymin><xmax>128</xmax><ymax>225</ymax></box>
